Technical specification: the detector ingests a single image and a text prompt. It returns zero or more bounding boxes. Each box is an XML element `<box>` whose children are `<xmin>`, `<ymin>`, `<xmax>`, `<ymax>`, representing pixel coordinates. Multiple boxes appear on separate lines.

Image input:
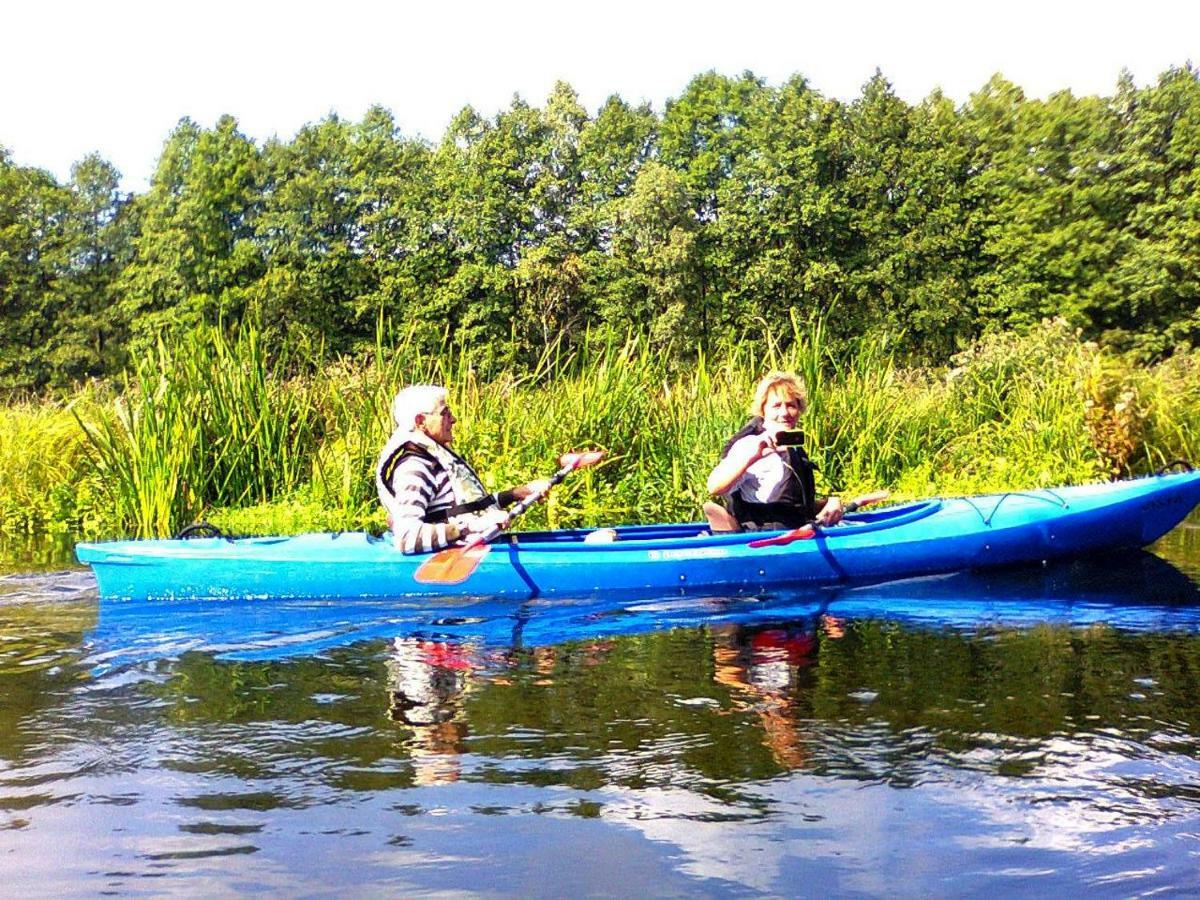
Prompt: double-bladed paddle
<box><xmin>747</xmin><ymin>490</ymin><xmax>891</xmax><ymax>548</ymax></box>
<box><xmin>413</xmin><ymin>450</ymin><xmax>605</xmax><ymax>585</ymax></box>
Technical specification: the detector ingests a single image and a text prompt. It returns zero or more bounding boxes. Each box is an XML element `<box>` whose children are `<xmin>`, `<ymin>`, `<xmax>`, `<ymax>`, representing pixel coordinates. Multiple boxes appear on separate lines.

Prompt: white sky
<box><xmin>2</xmin><ymin>0</ymin><xmax>1196</xmax><ymax>192</ymax></box>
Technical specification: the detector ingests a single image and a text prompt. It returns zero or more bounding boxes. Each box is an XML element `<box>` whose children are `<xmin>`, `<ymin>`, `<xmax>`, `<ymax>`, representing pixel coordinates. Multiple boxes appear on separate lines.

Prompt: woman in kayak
<box><xmin>376</xmin><ymin>385</ymin><xmax>549</xmax><ymax>554</ymax></box>
<box><xmin>704</xmin><ymin>371</ymin><xmax>844</xmax><ymax>532</ymax></box>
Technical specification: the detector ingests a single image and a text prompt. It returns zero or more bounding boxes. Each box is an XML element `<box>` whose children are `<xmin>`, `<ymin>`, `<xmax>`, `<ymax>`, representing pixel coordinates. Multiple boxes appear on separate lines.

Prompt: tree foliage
<box><xmin>3</xmin><ymin>65</ymin><xmax>1200</xmax><ymax>391</ymax></box>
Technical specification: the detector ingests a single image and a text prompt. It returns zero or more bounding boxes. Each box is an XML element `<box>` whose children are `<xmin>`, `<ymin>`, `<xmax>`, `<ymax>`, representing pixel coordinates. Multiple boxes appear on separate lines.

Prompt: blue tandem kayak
<box><xmin>75</xmin><ymin>471</ymin><xmax>1200</xmax><ymax>602</ymax></box>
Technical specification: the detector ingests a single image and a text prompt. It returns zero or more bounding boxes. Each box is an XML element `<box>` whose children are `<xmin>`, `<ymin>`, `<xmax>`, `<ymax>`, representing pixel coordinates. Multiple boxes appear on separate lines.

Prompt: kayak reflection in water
<box><xmin>704</xmin><ymin>371</ymin><xmax>844</xmax><ymax>533</ymax></box>
<box><xmin>712</xmin><ymin>615</ymin><xmax>846</xmax><ymax>770</ymax></box>
<box><xmin>387</xmin><ymin>637</ymin><xmax>480</xmax><ymax>785</ymax></box>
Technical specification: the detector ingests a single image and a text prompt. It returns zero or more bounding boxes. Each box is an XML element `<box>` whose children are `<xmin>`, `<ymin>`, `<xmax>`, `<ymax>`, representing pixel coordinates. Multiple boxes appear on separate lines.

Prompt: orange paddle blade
<box><xmin>413</xmin><ymin>543</ymin><xmax>492</xmax><ymax>585</ymax></box>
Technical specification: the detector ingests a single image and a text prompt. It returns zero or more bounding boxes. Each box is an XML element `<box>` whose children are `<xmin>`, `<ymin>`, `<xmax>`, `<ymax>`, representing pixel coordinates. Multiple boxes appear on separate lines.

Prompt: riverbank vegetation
<box><xmin>3</xmin><ymin>65</ymin><xmax>1200</xmax><ymax>538</ymax></box>
<box><xmin>0</xmin><ymin>319</ymin><xmax>1197</xmax><ymax>538</ymax></box>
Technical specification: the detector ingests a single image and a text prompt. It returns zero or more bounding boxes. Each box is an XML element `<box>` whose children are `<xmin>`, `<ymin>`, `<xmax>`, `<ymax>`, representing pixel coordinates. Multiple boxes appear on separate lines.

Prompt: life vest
<box><xmin>720</xmin><ymin>417</ymin><xmax>818</xmax><ymax>529</ymax></box>
<box><xmin>376</xmin><ymin>431</ymin><xmax>501</xmax><ymax>523</ymax></box>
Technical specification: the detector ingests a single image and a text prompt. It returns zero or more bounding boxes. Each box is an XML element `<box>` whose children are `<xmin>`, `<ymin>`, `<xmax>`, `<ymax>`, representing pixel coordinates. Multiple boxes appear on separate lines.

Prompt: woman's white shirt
<box><xmin>728</xmin><ymin>434</ymin><xmax>791</xmax><ymax>503</ymax></box>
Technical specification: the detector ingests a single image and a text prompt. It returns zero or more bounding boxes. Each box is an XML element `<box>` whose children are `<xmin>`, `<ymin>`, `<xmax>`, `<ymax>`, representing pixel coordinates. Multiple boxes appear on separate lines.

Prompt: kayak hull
<box><xmin>75</xmin><ymin>472</ymin><xmax>1200</xmax><ymax>602</ymax></box>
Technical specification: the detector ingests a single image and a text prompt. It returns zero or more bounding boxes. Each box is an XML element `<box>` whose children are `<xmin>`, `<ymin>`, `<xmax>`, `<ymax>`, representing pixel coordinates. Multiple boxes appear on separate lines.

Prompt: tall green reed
<box><xmin>76</xmin><ymin>342</ymin><xmax>212</xmax><ymax>537</ymax></box>
<box><xmin>76</xmin><ymin>326</ymin><xmax>322</xmax><ymax>536</ymax></box>
<box><xmin>198</xmin><ymin>326</ymin><xmax>319</xmax><ymax>505</ymax></box>
<box><xmin>1112</xmin><ymin>350</ymin><xmax>1200</xmax><ymax>473</ymax></box>
<box><xmin>22</xmin><ymin>316</ymin><xmax>1198</xmax><ymax>538</ymax></box>
<box><xmin>0</xmin><ymin>399</ymin><xmax>94</xmax><ymax>531</ymax></box>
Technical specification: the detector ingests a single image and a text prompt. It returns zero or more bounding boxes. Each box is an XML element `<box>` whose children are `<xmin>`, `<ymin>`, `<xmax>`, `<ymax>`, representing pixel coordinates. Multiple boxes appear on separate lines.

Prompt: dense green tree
<box><xmin>511</xmin><ymin>83</ymin><xmax>592</xmax><ymax>351</ymax></box>
<box><xmin>117</xmin><ymin>116</ymin><xmax>265</xmax><ymax>352</ymax></box>
<box><xmin>0</xmin><ymin>150</ymin><xmax>133</xmax><ymax>390</ymax></box>
<box><xmin>841</xmin><ymin>70</ymin><xmax>915</xmax><ymax>334</ymax></box>
<box><xmin>52</xmin><ymin>154</ymin><xmax>135</xmax><ymax>381</ymax></box>
<box><xmin>965</xmin><ymin>78</ymin><xmax>1127</xmax><ymax>340</ymax></box>
<box><xmin>659</xmin><ymin>71</ymin><xmax>766</xmax><ymax>224</ymax></box>
<box><xmin>888</xmin><ymin>90</ymin><xmax>983</xmax><ymax>356</ymax></box>
<box><xmin>660</xmin><ymin>72</ymin><xmax>768</xmax><ymax>338</ymax></box>
<box><xmin>349</xmin><ymin>107</ymin><xmax>440</xmax><ymax>350</ymax></box>
<box><xmin>0</xmin><ymin>149</ymin><xmax>70</xmax><ymax>389</ymax></box>
<box><xmin>3</xmin><ymin>66</ymin><xmax>1200</xmax><ymax>391</ymax></box>
<box><xmin>712</xmin><ymin>76</ymin><xmax>850</xmax><ymax>339</ymax></box>
<box><xmin>252</xmin><ymin>114</ymin><xmax>380</xmax><ymax>354</ymax></box>
<box><xmin>574</xmin><ymin>95</ymin><xmax>657</xmax><ymax>336</ymax></box>
<box><xmin>1108</xmin><ymin>66</ymin><xmax>1200</xmax><ymax>355</ymax></box>
<box><xmin>600</xmin><ymin>161</ymin><xmax>702</xmax><ymax>344</ymax></box>
<box><xmin>843</xmin><ymin>79</ymin><xmax>980</xmax><ymax>357</ymax></box>
<box><xmin>575</xmin><ymin>95</ymin><xmax>657</xmax><ymax>242</ymax></box>
<box><xmin>418</xmin><ymin>103</ymin><xmax>530</xmax><ymax>360</ymax></box>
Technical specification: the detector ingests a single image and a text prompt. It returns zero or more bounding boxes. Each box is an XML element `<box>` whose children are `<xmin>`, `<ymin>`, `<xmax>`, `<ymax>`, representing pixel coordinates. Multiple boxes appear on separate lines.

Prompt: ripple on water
<box><xmin>0</xmin><ymin>569</ymin><xmax>95</xmax><ymax>604</ymax></box>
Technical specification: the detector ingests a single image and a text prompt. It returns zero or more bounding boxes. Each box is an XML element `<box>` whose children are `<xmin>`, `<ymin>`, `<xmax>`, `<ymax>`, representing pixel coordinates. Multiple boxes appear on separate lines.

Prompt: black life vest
<box><xmin>377</xmin><ymin>443</ymin><xmax>502</xmax><ymax>522</ymax></box>
<box><xmin>719</xmin><ymin>417</ymin><xmax>818</xmax><ymax>529</ymax></box>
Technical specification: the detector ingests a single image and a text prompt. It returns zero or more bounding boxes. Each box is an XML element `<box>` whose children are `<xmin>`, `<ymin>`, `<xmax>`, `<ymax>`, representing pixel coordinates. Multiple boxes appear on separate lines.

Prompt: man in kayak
<box><xmin>376</xmin><ymin>385</ymin><xmax>549</xmax><ymax>553</ymax></box>
<box><xmin>704</xmin><ymin>371</ymin><xmax>844</xmax><ymax>532</ymax></box>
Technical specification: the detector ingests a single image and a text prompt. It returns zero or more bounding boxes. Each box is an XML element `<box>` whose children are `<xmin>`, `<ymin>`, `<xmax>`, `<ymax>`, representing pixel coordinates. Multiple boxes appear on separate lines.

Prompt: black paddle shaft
<box><xmin>470</xmin><ymin>455</ymin><xmax>601</xmax><ymax>548</ymax></box>
<box><xmin>503</xmin><ymin>460</ymin><xmax>575</xmax><ymax>521</ymax></box>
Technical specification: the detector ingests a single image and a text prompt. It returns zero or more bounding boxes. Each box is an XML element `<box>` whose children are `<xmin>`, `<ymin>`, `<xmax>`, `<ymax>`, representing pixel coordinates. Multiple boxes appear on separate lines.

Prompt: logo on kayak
<box><xmin>1141</xmin><ymin>493</ymin><xmax>1184</xmax><ymax>512</ymax></box>
<box><xmin>648</xmin><ymin>547</ymin><xmax>732</xmax><ymax>561</ymax></box>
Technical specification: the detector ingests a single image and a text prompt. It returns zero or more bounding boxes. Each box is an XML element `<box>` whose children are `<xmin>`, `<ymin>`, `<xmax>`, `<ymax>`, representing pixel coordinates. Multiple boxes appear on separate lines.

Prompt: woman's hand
<box><xmin>815</xmin><ymin>496</ymin><xmax>845</xmax><ymax>526</ymax></box>
<box><xmin>753</xmin><ymin>436</ymin><xmax>782</xmax><ymax>465</ymax></box>
<box><xmin>745</xmin><ymin>433</ymin><xmax>783</xmax><ymax>463</ymax></box>
<box><xmin>707</xmin><ymin>434</ymin><xmax>782</xmax><ymax>496</ymax></box>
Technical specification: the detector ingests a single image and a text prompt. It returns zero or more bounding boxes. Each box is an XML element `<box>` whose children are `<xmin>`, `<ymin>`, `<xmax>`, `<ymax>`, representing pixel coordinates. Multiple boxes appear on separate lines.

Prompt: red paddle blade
<box><xmin>413</xmin><ymin>543</ymin><xmax>492</xmax><ymax>585</ymax></box>
<box><xmin>852</xmin><ymin>490</ymin><xmax>891</xmax><ymax>510</ymax></box>
<box><xmin>748</xmin><ymin>525</ymin><xmax>816</xmax><ymax>549</ymax></box>
<box><xmin>746</xmin><ymin>490</ymin><xmax>890</xmax><ymax>549</ymax></box>
<box><xmin>559</xmin><ymin>449</ymin><xmax>605</xmax><ymax>469</ymax></box>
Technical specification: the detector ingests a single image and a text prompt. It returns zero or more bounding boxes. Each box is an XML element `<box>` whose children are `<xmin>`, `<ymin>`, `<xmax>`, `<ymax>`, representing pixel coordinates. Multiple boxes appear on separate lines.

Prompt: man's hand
<box><xmin>513</xmin><ymin>479</ymin><xmax>552</xmax><ymax>501</ymax></box>
<box><xmin>457</xmin><ymin>507</ymin><xmax>510</xmax><ymax>541</ymax></box>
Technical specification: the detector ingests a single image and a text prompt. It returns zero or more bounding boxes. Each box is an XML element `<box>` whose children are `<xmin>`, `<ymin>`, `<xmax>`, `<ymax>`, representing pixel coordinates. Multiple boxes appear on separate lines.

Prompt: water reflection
<box><xmin>387</xmin><ymin>637</ymin><xmax>477</xmax><ymax>785</ymax></box>
<box><xmin>711</xmin><ymin>616</ymin><xmax>841</xmax><ymax>770</ymax></box>
<box><xmin>68</xmin><ymin>551</ymin><xmax>1200</xmax><ymax>680</ymax></box>
<box><xmin>0</xmin><ymin>580</ymin><xmax>96</xmax><ymax>773</ymax></box>
<box><xmin>0</xmin><ymin>532</ymin><xmax>79</xmax><ymax>575</ymax></box>
<box><xmin>5</xmin><ymin>549</ymin><xmax>1200</xmax><ymax>892</ymax></box>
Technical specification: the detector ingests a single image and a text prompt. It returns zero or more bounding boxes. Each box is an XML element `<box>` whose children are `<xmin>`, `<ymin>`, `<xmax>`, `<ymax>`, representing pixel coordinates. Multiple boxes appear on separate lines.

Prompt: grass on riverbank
<box><xmin>1</xmin><ymin>319</ymin><xmax>1197</xmax><ymax>539</ymax></box>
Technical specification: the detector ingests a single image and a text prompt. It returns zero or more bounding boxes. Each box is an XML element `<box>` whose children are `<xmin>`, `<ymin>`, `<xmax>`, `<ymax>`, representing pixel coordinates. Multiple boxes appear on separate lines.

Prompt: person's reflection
<box><xmin>387</xmin><ymin>637</ymin><xmax>478</xmax><ymax>785</ymax></box>
<box><xmin>712</xmin><ymin>615</ymin><xmax>844</xmax><ymax>769</ymax></box>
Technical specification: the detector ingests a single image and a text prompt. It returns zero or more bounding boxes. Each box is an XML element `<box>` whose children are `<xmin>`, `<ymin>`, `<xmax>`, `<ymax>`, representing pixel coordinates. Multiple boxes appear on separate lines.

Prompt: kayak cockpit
<box><xmin>502</xmin><ymin>500</ymin><xmax>940</xmax><ymax>549</ymax></box>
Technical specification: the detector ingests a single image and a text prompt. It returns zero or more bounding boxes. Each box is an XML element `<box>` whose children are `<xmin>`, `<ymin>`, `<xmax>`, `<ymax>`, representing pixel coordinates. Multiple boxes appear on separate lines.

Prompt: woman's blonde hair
<box><xmin>750</xmin><ymin>371</ymin><xmax>807</xmax><ymax>419</ymax></box>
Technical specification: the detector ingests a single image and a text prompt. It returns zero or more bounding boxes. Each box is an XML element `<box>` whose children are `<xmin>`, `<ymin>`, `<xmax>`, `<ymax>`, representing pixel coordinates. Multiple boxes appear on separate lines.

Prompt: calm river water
<box><xmin>4</xmin><ymin>523</ymin><xmax>1200</xmax><ymax>896</ymax></box>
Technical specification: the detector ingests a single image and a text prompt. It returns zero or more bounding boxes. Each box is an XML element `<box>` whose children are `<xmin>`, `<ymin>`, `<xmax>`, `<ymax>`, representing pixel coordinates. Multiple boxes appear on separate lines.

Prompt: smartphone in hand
<box><xmin>775</xmin><ymin>429</ymin><xmax>805</xmax><ymax>446</ymax></box>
